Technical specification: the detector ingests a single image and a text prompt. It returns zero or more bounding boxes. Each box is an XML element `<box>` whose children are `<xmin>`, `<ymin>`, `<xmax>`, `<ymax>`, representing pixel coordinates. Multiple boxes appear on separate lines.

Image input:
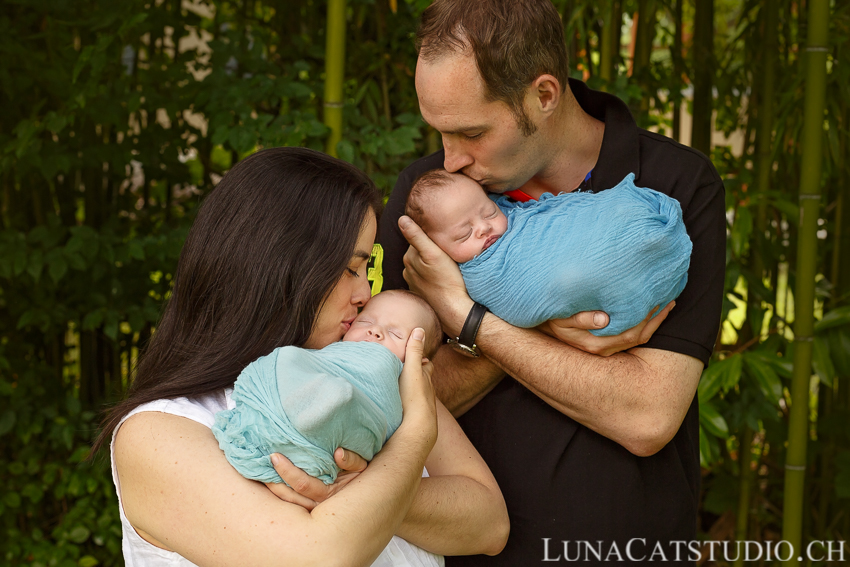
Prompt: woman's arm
<box><xmin>271</xmin><ymin>399</ymin><xmax>510</xmax><ymax>557</ymax></box>
<box><xmin>396</xmin><ymin>400</ymin><xmax>510</xmax><ymax>556</ymax></box>
<box><xmin>114</xmin><ymin>408</ymin><xmax>432</xmax><ymax>567</ymax></box>
<box><xmin>114</xmin><ymin>330</ymin><xmax>437</xmax><ymax>567</ymax></box>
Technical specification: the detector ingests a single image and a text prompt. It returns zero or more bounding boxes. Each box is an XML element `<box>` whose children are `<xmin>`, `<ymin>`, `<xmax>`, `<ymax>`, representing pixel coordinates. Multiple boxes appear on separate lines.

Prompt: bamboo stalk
<box><xmin>753</xmin><ymin>0</ymin><xmax>778</xmax><ymax>285</ymax></box>
<box><xmin>782</xmin><ymin>1</ymin><xmax>830</xmax><ymax>563</ymax></box>
<box><xmin>733</xmin><ymin>425</ymin><xmax>754</xmax><ymax>567</ymax></box>
<box><xmin>599</xmin><ymin>1</ymin><xmax>615</xmax><ymax>86</ymax></box>
<box><xmin>691</xmin><ymin>0</ymin><xmax>713</xmax><ymax>155</ymax></box>
<box><xmin>323</xmin><ymin>0</ymin><xmax>347</xmax><ymax>157</ymax></box>
<box><xmin>672</xmin><ymin>0</ymin><xmax>683</xmax><ymax>142</ymax></box>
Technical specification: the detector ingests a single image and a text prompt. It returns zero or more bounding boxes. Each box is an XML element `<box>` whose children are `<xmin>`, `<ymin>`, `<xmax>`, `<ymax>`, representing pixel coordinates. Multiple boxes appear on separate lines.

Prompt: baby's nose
<box><xmin>367</xmin><ymin>326</ymin><xmax>383</xmax><ymax>339</ymax></box>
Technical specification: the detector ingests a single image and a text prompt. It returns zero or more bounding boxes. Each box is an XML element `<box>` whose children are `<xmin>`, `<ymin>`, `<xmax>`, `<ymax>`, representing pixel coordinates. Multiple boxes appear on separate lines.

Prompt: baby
<box><xmin>405</xmin><ymin>169</ymin><xmax>692</xmax><ymax>337</ymax></box>
<box><xmin>213</xmin><ymin>289</ymin><xmax>441</xmax><ymax>486</ymax></box>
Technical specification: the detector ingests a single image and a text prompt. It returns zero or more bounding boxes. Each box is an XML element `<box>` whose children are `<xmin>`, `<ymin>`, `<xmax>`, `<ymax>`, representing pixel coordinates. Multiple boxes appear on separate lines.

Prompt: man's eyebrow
<box><xmin>440</xmin><ymin>125</ymin><xmax>487</xmax><ymax>135</ymax></box>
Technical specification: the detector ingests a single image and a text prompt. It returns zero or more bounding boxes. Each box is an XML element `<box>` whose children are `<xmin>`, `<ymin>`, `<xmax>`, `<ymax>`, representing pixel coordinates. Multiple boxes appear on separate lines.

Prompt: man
<box><xmin>377</xmin><ymin>0</ymin><xmax>725</xmax><ymax>565</ymax></box>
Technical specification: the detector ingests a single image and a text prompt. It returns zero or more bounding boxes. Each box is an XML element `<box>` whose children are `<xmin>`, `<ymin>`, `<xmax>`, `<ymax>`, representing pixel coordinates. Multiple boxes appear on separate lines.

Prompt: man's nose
<box><xmin>442</xmin><ymin>138</ymin><xmax>473</xmax><ymax>173</ymax></box>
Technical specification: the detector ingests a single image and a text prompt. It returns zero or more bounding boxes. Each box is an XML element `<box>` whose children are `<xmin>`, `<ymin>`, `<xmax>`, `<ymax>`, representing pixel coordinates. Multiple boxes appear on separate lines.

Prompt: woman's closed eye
<box><xmin>346</xmin><ymin>267</ymin><xmax>360</xmax><ymax>278</ymax></box>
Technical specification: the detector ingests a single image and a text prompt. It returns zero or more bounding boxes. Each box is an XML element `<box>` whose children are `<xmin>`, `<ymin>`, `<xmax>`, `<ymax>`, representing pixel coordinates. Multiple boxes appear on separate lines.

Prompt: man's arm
<box><xmin>430</xmin><ymin>345</ymin><xmax>505</xmax><ymax>416</ymax></box>
<box><xmin>399</xmin><ymin>215</ymin><xmax>702</xmax><ymax>456</ymax></box>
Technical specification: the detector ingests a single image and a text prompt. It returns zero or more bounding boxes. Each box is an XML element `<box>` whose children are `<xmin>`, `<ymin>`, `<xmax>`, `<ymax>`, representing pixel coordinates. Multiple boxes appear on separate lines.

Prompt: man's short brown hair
<box><xmin>417</xmin><ymin>0</ymin><xmax>570</xmax><ymax>136</ymax></box>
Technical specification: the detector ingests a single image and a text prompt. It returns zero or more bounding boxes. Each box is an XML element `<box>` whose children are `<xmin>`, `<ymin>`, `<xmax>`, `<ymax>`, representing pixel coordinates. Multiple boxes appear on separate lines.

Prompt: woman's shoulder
<box><xmin>117</xmin><ymin>390</ymin><xmax>232</xmax><ymax>434</ymax></box>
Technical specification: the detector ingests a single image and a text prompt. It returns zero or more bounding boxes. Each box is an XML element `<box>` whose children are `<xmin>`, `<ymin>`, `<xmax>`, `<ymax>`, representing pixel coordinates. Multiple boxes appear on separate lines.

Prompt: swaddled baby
<box><xmin>213</xmin><ymin>290</ymin><xmax>445</xmax><ymax>567</ymax></box>
<box><xmin>405</xmin><ymin>170</ymin><xmax>692</xmax><ymax>336</ymax></box>
<box><xmin>212</xmin><ymin>290</ymin><xmax>442</xmax><ymax>486</ymax></box>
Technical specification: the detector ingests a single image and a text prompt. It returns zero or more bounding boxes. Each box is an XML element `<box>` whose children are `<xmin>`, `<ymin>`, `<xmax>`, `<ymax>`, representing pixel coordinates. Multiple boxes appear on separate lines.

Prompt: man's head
<box><xmin>415</xmin><ymin>0</ymin><xmax>571</xmax><ymax>192</ymax></box>
<box><xmin>342</xmin><ymin>290</ymin><xmax>442</xmax><ymax>362</ymax></box>
<box><xmin>406</xmin><ymin>169</ymin><xmax>508</xmax><ymax>264</ymax></box>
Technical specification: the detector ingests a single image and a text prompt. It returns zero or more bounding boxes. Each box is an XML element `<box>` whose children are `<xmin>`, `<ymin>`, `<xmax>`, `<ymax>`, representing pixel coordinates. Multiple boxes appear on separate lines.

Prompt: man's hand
<box><xmin>265</xmin><ymin>448</ymin><xmax>368</xmax><ymax>511</ymax></box>
<box><xmin>399</xmin><ymin>215</ymin><xmax>472</xmax><ymax>337</ymax></box>
<box><xmin>537</xmin><ymin>302</ymin><xmax>675</xmax><ymax>357</ymax></box>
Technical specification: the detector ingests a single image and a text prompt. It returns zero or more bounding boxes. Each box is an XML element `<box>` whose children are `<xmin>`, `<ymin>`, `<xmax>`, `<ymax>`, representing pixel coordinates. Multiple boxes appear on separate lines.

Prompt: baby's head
<box><xmin>342</xmin><ymin>290</ymin><xmax>442</xmax><ymax>362</ymax></box>
<box><xmin>406</xmin><ymin>169</ymin><xmax>508</xmax><ymax>263</ymax></box>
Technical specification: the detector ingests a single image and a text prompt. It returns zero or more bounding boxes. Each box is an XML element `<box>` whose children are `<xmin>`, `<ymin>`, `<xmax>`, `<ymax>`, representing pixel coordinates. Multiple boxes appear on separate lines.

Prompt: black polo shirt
<box><xmin>377</xmin><ymin>79</ymin><xmax>725</xmax><ymax>566</ymax></box>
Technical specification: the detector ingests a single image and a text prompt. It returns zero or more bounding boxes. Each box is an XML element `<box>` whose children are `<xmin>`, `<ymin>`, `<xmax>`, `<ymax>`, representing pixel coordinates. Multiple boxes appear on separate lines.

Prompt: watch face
<box><xmin>448</xmin><ymin>338</ymin><xmax>480</xmax><ymax>358</ymax></box>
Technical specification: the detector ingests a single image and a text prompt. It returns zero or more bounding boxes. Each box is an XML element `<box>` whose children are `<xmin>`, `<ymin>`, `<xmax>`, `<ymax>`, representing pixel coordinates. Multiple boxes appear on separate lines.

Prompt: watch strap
<box><xmin>457</xmin><ymin>302</ymin><xmax>488</xmax><ymax>349</ymax></box>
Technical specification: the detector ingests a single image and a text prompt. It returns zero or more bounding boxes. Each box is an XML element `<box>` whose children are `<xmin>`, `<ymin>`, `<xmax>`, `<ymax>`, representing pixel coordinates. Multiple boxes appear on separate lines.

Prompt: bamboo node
<box><xmin>324</xmin><ymin>101</ymin><xmax>344</xmax><ymax>108</ymax></box>
<box><xmin>784</xmin><ymin>463</ymin><xmax>807</xmax><ymax>471</ymax></box>
<box><xmin>798</xmin><ymin>194</ymin><xmax>821</xmax><ymax>200</ymax></box>
<box><xmin>805</xmin><ymin>46</ymin><xmax>829</xmax><ymax>52</ymax></box>
<box><xmin>793</xmin><ymin>335</ymin><xmax>814</xmax><ymax>342</ymax></box>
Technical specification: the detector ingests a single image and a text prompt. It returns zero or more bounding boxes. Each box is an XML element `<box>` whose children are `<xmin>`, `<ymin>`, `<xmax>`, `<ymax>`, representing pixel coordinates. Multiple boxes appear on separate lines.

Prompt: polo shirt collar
<box><xmin>568</xmin><ymin>78</ymin><xmax>641</xmax><ymax>191</ymax></box>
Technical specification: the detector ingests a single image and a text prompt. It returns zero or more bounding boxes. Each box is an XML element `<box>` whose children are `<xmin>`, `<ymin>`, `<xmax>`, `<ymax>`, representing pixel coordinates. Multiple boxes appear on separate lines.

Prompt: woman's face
<box><xmin>303</xmin><ymin>210</ymin><xmax>377</xmax><ymax>350</ymax></box>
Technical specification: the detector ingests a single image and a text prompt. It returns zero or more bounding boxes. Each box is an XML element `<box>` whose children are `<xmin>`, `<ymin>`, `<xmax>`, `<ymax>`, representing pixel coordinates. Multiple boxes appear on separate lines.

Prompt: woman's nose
<box><xmin>352</xmin><ymin>277</ymin><xmax>371</xmax><ymax>307</ymax></box>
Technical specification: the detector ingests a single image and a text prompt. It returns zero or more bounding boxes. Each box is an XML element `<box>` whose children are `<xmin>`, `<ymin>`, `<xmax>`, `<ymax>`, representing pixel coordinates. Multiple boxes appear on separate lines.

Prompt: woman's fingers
<box><xmin>333</xmin><ymin>448</ymin><xmax>367</xmax><ymax>472</ymax></box>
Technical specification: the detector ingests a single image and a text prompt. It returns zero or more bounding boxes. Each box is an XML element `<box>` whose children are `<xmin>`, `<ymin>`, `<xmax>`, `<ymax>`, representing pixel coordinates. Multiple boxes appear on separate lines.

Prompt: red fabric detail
<box><xmin>504</xmin><ymin>189</ymin><xmax>535</xmax><ymax>202</ymax></box>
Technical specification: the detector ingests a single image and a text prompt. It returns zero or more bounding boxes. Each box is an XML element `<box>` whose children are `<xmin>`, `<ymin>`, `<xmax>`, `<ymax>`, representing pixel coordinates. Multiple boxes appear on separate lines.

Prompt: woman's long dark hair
<box><xmin>91</xmin><ymin>147</ymin><xmax>382</xmax><ymax>454</ymax></box>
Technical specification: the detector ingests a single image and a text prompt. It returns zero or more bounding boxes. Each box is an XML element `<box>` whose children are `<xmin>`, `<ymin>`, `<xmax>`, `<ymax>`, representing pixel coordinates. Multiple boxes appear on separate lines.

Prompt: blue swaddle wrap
<box><xmin>459</xmin><ymin>173</ymin><xmax>692</xmax><ymax>336</ymax></box>
<box><xmin>212</xmin><ymin>341</ymin><xmax>403</xmax><ymax>484</ymax></box>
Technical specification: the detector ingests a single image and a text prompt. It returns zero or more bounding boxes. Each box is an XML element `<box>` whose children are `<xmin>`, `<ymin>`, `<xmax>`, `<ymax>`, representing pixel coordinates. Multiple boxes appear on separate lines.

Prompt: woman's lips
<box><xmin>342</xmin><ymin>317</ymin><xmax>355</xmax><ymax>332</ymax></box>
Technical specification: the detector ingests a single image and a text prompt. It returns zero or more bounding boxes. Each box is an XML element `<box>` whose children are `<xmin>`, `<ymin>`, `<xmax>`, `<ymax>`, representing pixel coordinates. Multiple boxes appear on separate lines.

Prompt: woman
<box><xmin>91</xmin><ymin>148</ymin><xmax>509</xmax><ymax>566</ymax></box>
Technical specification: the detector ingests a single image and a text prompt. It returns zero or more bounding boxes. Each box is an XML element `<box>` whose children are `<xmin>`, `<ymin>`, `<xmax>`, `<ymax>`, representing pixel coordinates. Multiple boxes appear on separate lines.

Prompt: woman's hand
<box><xmin>397</xmin><ymin>328</ymin><xmax>438</xmax><ymax>448</ymax></box>
<box><xmin>537</xmin><ymin>302</ymin><xmax>674</xmax><ymax>357</ymax></box>
<box><xmin>265</xmin><ymin>448</ymin><xmax>368</xmax><ymax>511</ymax></box>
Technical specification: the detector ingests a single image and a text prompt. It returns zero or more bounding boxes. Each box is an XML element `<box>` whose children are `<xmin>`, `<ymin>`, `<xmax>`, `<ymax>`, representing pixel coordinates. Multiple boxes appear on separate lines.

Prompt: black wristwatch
<box><xmin>447</xmin><ymin>302</ymin><xmax>488</xmax><ymax>358</ymax></box>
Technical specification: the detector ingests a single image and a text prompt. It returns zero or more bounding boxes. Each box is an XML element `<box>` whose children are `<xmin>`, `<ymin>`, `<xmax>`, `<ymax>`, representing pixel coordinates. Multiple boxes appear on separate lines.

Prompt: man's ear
<box><xmin>530</xmin><ymin>74</ymin><xmax>562</xmax><ymax>116</ymax></box>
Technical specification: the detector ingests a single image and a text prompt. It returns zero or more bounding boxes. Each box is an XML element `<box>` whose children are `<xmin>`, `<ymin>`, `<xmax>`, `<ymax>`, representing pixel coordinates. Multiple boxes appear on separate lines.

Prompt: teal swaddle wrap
<box><xmin>459</xmin><ymin>173</ymin><xmax>692</xmax><ymax>336</ymax></box>
<box><xmin>212</xmin><ymin>341</ymin><xmax>403</xmax><ymax>484</ymax></box>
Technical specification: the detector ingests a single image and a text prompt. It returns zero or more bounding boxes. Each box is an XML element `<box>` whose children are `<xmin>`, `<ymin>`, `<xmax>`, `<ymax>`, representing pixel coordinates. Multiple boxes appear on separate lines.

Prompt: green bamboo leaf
<box><xmin>82</xmin><ymin>310</ymin><xmax>104</xmax><ymax>331</ymax></box>
<box><xmin>744</xmin><ymin>353</ymin><xmax>783</xmax><ymax>406</ymax></box>
<box><xmin>128</xmin><ymin>240</ymin><xmax>145</xmax><ymax>260</ymax></box>
<box><xmin>836</xmin><ymin>451</ymin><xmax>850</xmax><ymax>499</ymax></box>
<box><xmin>68</xmin><ymin>525</ymin><xmax>91</xmax><ymax>544</ymax></box>
<box><xmin>730</xmin><ymin>206</ymin><xmax>753</xmax><ymax>257</ymax></box>
<box><xmin>79</xmin><ymin>556</ymin><xmax>100</xmax><ymax>567</ymax></box>
<box><xmin>812</xmin><ymin>336</ymin><xmax>835</xmax><ymax>387</ymax></box>
<box><xmin>699</xmin><ymin>426</ymin><xmax>710</xmax><ymax>468</ymax></box>
<box><xmin>337</xmin><ymin>139</ymin><xmax>355</xmax><ymax>164</ymax></box>
<box><xmin>12</xmin><ymin>248</ymin><xmax>27</xmax><ymax>276</ymax></box>
<box><xmin>72</xmin><ymin>45</ymin><xmax>96</xmax><ymax>83</ymax></box>
<box><xmin>698</xmin><ymin>353</ymin><xmax>742</xmax><ymax>401</ymax></box>
<box><xmin>27</xmin><ymin>249</ymin><xmax>44</xmax><ymax>282</ymax></box>
<box><xmin>49</xmin><ymin>254</ymin><xmax>68</xmax><ymax>283</ymax></box>
<box><xmin>814</xmin><ymin>305</ymin><xmax>850</xmax><ymax>333</ymax></box>
<box><xmin>699</xmin><ymin>400</ymin><xmax>729</xmax><ymax>438</ymax></box>
<box><xmin>0</xmin><ymin>410</ymin><xmax>15</xmax><ymax>436</ymax></box>
<box><xmin>826</xmin><ymin>328</ymin><xmax>850</xmax><ymax>376</ymax></box>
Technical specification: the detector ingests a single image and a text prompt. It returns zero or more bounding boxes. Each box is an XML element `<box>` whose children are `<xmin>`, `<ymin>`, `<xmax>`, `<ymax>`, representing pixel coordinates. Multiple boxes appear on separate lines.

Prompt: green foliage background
<box><xmin>1</xmin><ymin>0</ymin><xmax>849</xmax><ymax>565</ymax></box>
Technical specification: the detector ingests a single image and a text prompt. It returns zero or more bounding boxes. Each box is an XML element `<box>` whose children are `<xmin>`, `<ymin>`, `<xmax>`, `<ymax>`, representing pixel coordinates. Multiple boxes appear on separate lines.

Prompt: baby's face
<box><xmin>342</xmin><ymin>293</ymin><xmax>431</xmax><ymax>362</ymax></box>
<box><xmin>423</xmin><ymin>175</ymin><xmax>508</xmax><ymax>263</ymax></box>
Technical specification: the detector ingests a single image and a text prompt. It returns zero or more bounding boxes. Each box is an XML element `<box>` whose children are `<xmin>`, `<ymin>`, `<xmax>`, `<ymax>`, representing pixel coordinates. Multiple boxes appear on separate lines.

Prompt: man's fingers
<box><xmin>639</xmin><ymin>301</ymin><xmax>675</xmax><ymax>342</ymax></box>
<box><xmin>264</xmin><ymin>480</ymin><xmax>318</xmax><ymax>511</ymax></box>
<box><xmin>399</xmin><ymin>216</ymin><xmax>441</xmax><ymax>258</ymax></box>
<box><xmin>334</xmin><ymin>448</ymin><xmax>367</xmax><ymax>473</ymax></box>
<box><xmin>270</xmin><ymin>452</ymin><xmax>328</xmax><ymax>502</ymax></box>
<box><xmin>553</xmin><ymin>310</ymin><xmax>610</xmax><ymax>331</ymax></box>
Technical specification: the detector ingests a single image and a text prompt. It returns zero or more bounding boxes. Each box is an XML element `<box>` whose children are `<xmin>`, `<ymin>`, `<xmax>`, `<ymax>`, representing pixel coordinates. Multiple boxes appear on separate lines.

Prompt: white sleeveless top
<box><xmin>110</xmin><ymin>390</ymin><xmax>444</xmax><ymax>567</ymax></box>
